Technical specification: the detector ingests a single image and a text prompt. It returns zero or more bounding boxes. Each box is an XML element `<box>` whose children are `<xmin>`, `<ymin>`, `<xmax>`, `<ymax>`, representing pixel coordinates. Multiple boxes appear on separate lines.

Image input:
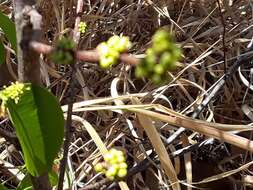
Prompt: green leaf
<box><xmin>0</xmin><ymin>41</ymin><xmax>5</xmax><ymax>65</ymax></box>
<box><xmin>0</xmin><ymin>184</ymin><xmax>9</xmax><ymax>190</ymax></box>
<box><xmin>17</xmin><ymin>175</ymin><xmax>32</xmax><ymax>190</ymax></box>
<box><xmin>0</xmin><ymin>11</ymin><xmax>17</xmax><ymax>51</ymax></box>
<box><xmin>48</xmin><ymin>169</ymin><xmax>58</xmax><ymax>186</ymax></box>
<box><xmin>7</xmin><ymin>83</ymin><xmax>64</xmax><ymax>176</ymax></box>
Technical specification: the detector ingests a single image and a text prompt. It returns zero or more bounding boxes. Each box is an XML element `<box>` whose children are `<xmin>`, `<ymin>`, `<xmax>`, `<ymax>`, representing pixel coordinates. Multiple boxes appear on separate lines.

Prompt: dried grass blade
<box><xmin>182</xmin><ymin>135</ymin><xmax>192</xmax><ymax>190</ymax></box>
<box><xmin>168</xmin><ymin>145</ymin><xmax>181</xmax><ymax>175</ymax></box>
<box><xmin>132</xmin><ymin>98</ymin><xmax>180</xmax><ymax>190</ymax></box>
<box><xmin>69</xmin><ymin>102</ymin><xmax>253</xmax><ymax>132</ymax></box>
<box><xmin>128</xmin><ymin>108</ymin><xmax>253</xmax><ymax>152</ymax></box>
<box><xmin>61</xmin><ymin>94</ymin><xmax>146</xmax><ymax>112</ymax></box>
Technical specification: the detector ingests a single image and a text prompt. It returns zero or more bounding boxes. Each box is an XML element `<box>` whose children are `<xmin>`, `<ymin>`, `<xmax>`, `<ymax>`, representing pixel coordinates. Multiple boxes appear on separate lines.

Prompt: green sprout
<box><xmin>0</xmin><ymin>82</ymin><xmax>30</xmax><ymax>116</ymax></box>
<box><xmin>78</xmin><ymin>22</ymin><xmax>87</xmax><ymax>34</ymax></box>
<box><xmin>135</xmin><ymin>29</ymin><xmax>182</xmax><ymax>84</ymax></box>
<box><xmin>94</xmin><ymin>148</ymin><xmax>128</xmax><ymax>181</ymax></box>
<box><xmin>51</xmin><ymin>37</ymin><xmax>76</xmax><ymax>65</ymax></box>
<box><xmin>97</xmin><ymin>35</ymin><xmax>132</xmax><ymax>69</ymax></box>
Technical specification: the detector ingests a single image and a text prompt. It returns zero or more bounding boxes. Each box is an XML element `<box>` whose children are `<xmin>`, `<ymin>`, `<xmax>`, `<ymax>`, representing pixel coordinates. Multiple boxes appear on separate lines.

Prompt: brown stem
<box><xmin>30</xmin><ymin>41</ymin><xmax>140</xmax><ymax>65</ymax></box>
<box><xmin>75</xmin><ymin>49</ymin><xmax>99</xmax><ymax>62</ymax></box>
<box><xmin>13</xmin><ymin>1</ymin><xmax>42</xmax><ymax>85</ymax></box>
<box><xmin>13</xmin><ymin>0</ymin><xmax>51</xmax><ymax>189</ymax></box>
<box><xmin>30</xmin><ymin>41</ymin><xmax>53</xmax><ymax>54</ymax></box>
<box><xmin>30</xmin><ymin>173</ymin><xmax>51</xmax><ymax>190</ymax></box>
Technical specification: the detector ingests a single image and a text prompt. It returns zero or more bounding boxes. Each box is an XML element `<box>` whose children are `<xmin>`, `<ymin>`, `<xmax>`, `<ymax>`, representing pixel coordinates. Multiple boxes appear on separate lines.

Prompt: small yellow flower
<box><xmin>0</xmin><ymin>82</ymin><xmax>30</xmax><ymax>117</ymax></box>
<box><xmin>97</xmin><ymin>35</ymin><xmax>131</xmax><ymax>69</ymax></box>
<box><xmin>78</xmin><ymin>22</ymin><xmax>87</xmax><ymax>34</ymax></box>
<box><xmin>93</xmin><ymin>148</ymin><xmax>128</xmax><ymax>180</ymax></box>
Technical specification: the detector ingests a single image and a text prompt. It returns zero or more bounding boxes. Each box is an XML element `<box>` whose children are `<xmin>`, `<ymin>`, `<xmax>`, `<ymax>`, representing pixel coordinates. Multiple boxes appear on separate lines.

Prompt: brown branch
<box><xmin>13</xmin><ymin>2</ymin><xmax>42</xmax><ymax>85</ymax></box>
<box><xmin>120</xmin><ymin>53</ymin><xmax>139</xmax><ymax>65</ymax></box>
<box><xmin>30</xmin><ymin>41</ymin><xmax>53</xmax><ymax>54</ymax></box>
<box><xmin>76</xmin><ymin>50</ymin><xmax>100</xmax><ymax>62</ymax></box>
<box><xmin>30</xmin><ymin>41</ymin><xmax>140</xmax><ymax>65</ymax></box>
<box><xmin>13</xmin><ymin>0</ymin><xmax>50</xmax><ymax>189</ymax></box>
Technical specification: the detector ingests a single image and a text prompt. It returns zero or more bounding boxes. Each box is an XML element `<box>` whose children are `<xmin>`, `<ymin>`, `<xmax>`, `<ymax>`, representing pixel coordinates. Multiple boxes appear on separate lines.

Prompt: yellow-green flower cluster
<box><xmin>0</xmin><ymin>82</ymin><xmax>30</xmax><ymax>116</ymax></box>
<box><xmin>135</xmin><ymin>29</ymin><xmax>181</xmax><ymax>84</ymax></box>
<box><xmin>94</xmin><ymin>148</ymin><xmax>128</xmax><ymax>180</ymax></box>
<box><xmin>97</xmin><ymin>35</ymin><xmax>132</xmax><ymax>69</ymax></box>
<box><xmin>78</xmin><ymin>22</ymin><xmax>87</xmax><ymax>34</ymax></box>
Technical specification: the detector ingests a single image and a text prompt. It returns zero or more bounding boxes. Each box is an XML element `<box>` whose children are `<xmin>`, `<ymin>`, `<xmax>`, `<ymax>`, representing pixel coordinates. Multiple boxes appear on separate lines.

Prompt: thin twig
<box><xmin>57</xmin><ymin>65</ymin><xmax>76</xmax><ymax>190</ymax></box>
<box><xmin>57</xmin><ymin>1</ymin><xmax>83</xmax><ymax>189</ymax></box>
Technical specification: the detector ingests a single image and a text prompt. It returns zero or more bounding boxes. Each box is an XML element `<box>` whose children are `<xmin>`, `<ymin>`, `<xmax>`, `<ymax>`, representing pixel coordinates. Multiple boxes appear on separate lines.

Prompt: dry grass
<box><xmin>2</xmin><ymin>0</ymin><xmax>253</xmax><ymax>189</ymax></box>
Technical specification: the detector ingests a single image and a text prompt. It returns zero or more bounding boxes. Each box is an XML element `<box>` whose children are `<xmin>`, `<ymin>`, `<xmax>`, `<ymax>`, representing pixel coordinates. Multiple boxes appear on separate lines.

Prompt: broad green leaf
<box><xmin>0</xmin><ymin>184</ymin><xmax>8</xmax><ymax>190</ymax></box>
<box><xmin>7</xmin><ymin>83</ymin><xmax>64</xmax><ymax>176</ymax></box>
<box><xmin>0</xmin><ymin>11</ymin><xmax>16</xmax><ymax>51</ymax></box>
<box><xmin>0</xmin><ymin>41</ymin><xmax>5</xmax><ymax>65</ymax></box>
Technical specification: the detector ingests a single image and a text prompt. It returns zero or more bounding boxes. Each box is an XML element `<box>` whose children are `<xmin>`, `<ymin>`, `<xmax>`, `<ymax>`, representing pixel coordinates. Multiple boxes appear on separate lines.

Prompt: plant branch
<box><xmin>29</xmin><ymin>41</ymin><xmax>140</xmax><ymax>65</ymax></box>
<box><xmin>57</xmin><ymin>0</ymin><xmax>83</xmax><ymax>189</ymax></box>
<box><xmin>57</xmin><ymin>65</ymin><xmax>76</xmax><ymax>190</ymax></box>
<box><xmin>12</xmin><ymin>0</ymin><xmax>51</xmax><ymax>189</ymax></box>
<box><xmin>13</xmin><ymin>1</ymin><xmax>42</xmax><ymax>85</ymax></box>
